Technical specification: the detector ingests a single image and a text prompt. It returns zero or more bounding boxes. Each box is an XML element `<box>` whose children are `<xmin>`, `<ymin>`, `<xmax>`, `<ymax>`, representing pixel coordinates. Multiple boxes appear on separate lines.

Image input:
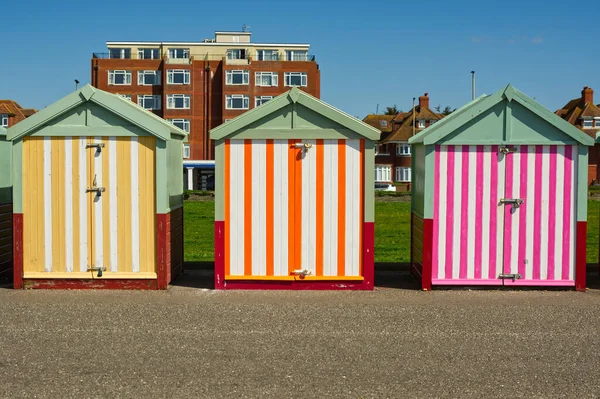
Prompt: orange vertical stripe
<box><xmin>244</xmin><ymin>140</ymin><xmax>253</xmax><ymax>276</ymax></box>
<box><xmin>294</xmin><ymin>142</ymin><xmax>302</xmax><ymax>275</ymax></box>
<box><xmin>288</xmin><ymin>141</ymin><xmax>296</xmax><ymax>275</ymax></box>
<box><xmin>315</xmin><ymin>139</ymin><xmax>324</xmax><ymax>276</ymax></box>
<box><xmin>266</xmin><ymin>139</ymin><xmax>274</xmax><ymax>276</ymax></box>
<box><xmin>360</xmin><ymin>139</ymin><xmax>365</xmax><ymax>276</ymax></box>
<box><xmin>224</xmin><ymin>140</ymin><xmax>231</xmax><ymax>276</ymax></box>
<box><xmin>337</xmin><ymin>139</ymin><xmax>346</xmax><ymax>276</ymax></box>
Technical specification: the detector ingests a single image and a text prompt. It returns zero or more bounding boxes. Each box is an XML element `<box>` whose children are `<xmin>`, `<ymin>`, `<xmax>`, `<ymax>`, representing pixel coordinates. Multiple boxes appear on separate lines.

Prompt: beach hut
<box><xmin>409</xmin><ymin>84</ymin><xmax>594</xmax><ymax>291</ymax></box>
<box><xmin>8</xmin><ymin>85</ymin><xmax>187</xmax><ymax>289</ymax></box>
<box><xmin>0</xmin><ymin>127</ymin><xmax>13</xmax><ymax>283</ymax></box>
<box><xmin>210</xmin><ymin>87</ymin><xmax>380</xmax><ymax>289</ymax></box>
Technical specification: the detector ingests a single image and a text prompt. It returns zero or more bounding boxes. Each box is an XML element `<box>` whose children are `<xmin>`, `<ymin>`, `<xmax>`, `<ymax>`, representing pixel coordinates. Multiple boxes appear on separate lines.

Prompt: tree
<box><xmin>442</xmin><ymin>106</ymin><xmax>455</xmax><ymax>116</ymax></box>
<box><xmin>384</xmin><ymin>105</ymin><xmax>399</xmax><ymax>115</ymax></box>
<box><xmin>435</xmin><ymin>105</ymin><xmax>441</xmax><ymax>113</ymax></box>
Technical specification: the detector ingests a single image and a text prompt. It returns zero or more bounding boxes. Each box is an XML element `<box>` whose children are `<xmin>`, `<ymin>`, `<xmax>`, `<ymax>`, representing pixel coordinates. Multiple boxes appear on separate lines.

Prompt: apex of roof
<box><xmin>362</xmin><ymin>114</ymin><xmax>395</xmax><ymax>133</ymax></box>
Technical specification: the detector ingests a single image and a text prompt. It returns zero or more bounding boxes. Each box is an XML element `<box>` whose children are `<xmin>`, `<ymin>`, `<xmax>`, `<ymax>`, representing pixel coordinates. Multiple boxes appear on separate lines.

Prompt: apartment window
<box><xmin>137</xmin><ymin>95</ymin><xmax>161</xmax><ymax>110</ymax></box>
<box><xmin>168</xmin><ymin>118</ymin><xmax>190</xmax><ymax>133</ymax></box>
<box><xmin>168</xmin><ymin>48</ymin><xmax>190</xmax><ymax>59</ymax></box>
<box><xmin>375</xmin><ymin>165</ymin><xmax>392</xmax><ymax>182</ymax></box>
<box><xmin>284</xmin><ymin>72</ymin><xmax>307</xmax><ymax>87</ymax></box>
<box><xmin>255</xmin><ymin>96</ymin><xmax>273</xmax><ymax>107</ymax></box>
<box><xmin>226</xmin><ymin>70</ymin><xmax>249</xmax><ymax>85</ymax></box>
<box><xmin>109</xmin><ymin>48</ymin><xmax>131</xmax><ymax>59</ymax></box>
<box><xmin>138</xmin><ymin>70</ymin><xmax>161</xmax><ymax>85</ymax></box>
<box><xmin>583</xmin><ymin>119</ymin><xmax>593</xmax><ymax>129</ymax></box>
<box><xmin>118</xmin><ymin>94</ymin><xmax>132</xmax><ymax>101</ymax></box>
<box><xmin>108</xmin><ymin>70</ymin><xmax>132</xmax><ymax>85</ymax></box>
<box><xmin>417</xmin><ymin>120</ymin><xmax>425</xmax><ymax>128</ymax></box>
<box><xmin>183</xmin><ymin>144</ymin><xmax>191</xmax><ymax>159</ymax></box>
<box><xmin>0</xmin><ymin>115</ymin><xmax>8</xmax><ymax>127</ymax></box>
<box><xmin>285</xmin><ymin>50</ymin><xmax>309</xmax><ymax>61</ymax></box>
<box><xmin>257</xmin><ymin>50</ymin><xmax>278</xmax><ymax>61</ymax></box>
<box><xmin>226</xmin><ymin>95</ymin><xmax>249</xmax><ymax>110</ymax></box>
<box><xmin>138</xmin><ymin>48</ymin><xmax>160</xmax><ymax>59</ymax></box>
<box><xmin>396</xmin><ymin>167</ymin><xmax>411</xmax><ymax>182</ymax></box>
<box><xmin>227</xmin><ymin>49</ymin><xmax>247</xmax><ymax>60</ymax></box>
<box><xmin>167</xmin><ymin>69</ymin><xmax>191</xmax><ymax>85</ymax></box>
<box><xmin>396</xmin><ymin>143</ymin><xmax>411</xmax><ymax>156</ymax></box>
<box><xmin>255</xmin><ymin>72</ymin><xmax>278</xmax><ymax>87</ymax></box>
<box><xmin>167</xmin><ymin>94</ymin><xmax>191</xmax><ymax>109</ymax></box>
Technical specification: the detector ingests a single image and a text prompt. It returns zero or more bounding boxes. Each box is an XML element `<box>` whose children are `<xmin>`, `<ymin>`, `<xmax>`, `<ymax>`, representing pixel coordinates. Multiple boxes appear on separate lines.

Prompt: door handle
<box><xmin>499</xmin><ymin>198</ymin><xmax>524</xmax><ymax>208</ymax></box>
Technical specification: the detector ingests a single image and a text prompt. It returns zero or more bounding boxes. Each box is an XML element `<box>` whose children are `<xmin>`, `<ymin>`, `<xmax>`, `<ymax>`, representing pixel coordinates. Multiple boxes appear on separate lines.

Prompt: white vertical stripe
<box><xmin>109</xmin><ymin>137</ymin><xmax>118</xmax><ymax>273</ymax></box>
<box><xmin>509</xmin><ymin>149</ymin><xmax>521</xmax><ymax>275</ymax></box>
<box><xmin>251</xmin><ymin>140</ymin><xmax>266</xmax><ymax>276</ymax></box>
<box><xmin>480</xmin><ymin>146</ymin><xmax>491</xmax><ymax>280</ymax></box>
<box><xmin>43</xmin><ymin>137</ymin><xmax>53</xmax><ymax>272</ymax></box>
<box><xmin>130</xmin><ymin>137</ymin><xmax>140</xmax><ymax>273</ymax></box>
<box><xmin>525</xmin><ymin>146</ymin><xmax>536</xmax><ymax>280</ymax></box>
<box><xmin>437</xmin><ymin>147</ymin><xmax>448</xmax><ymax>280</ymax></box>
<box><xmin>345</xmin><ymin>140</ymin><xmax>361</xmax><ymax>276</ymax></box>
<box><xmin>554</xmin><ymin>146</ymin><xmax>565</xmax><ymax>279</ymax></box>
<box><xmin>569</xmin><ymin>145</ymin><xmax>577</xmax><ymax>280</ymax></box>
<box><xmin>273</xmin><ymin>140</ymin><xmax>288</xmax><ymax>276</ymax></box>
<box><xmin>301</xmin><ymin>139</ymin><xmax>317</xmax><ymax>274</ymax></box>
<box><xmin>466</xmin><ymin>146</ymin><xmax>477</xmax><ymax>279</ymax></box>
<box><xmin>94</xmin><ymin>138</ymin><xmax>103</xmax><ymax>269</ymax></box>
<box><xmin>79</xmin><ymin>138</ymin><xmax>88</xmax><ymax>272</ymax></box>
<box><xmin>451</xmin><ymin>146</ymin><xmax>462</xmax><ymax>279</ymax></box>
<box><xmin>323</xmin><ymin>140</ymin><xmax>338</xmax><ymax>276</ymax></box>
<box><xmin>539</xmin><ymin>146</ymin><xmax>550</xmax><ymax>279</ymax></box>
<box><xmin>229</xmin><ymin>141</ymin><xmax>244</xmax><ymax>275</ymax></box>
<box><xmin>65</xmin><ymin>138</ymin><xmax>73</xmax><ymax>272</ymax></box>
<box><xmin>495</xmin><ymin>150</ymin><xmax>506</xmax><ymax>278</ymax></box>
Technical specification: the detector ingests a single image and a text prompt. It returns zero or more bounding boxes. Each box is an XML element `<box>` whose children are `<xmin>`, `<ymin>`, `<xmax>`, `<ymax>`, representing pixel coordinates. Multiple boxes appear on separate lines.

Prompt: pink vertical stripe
<box><xmin>488</xmin><ymin>145</ymin><xmax>499</xmax><ymax>280</ymax></box>
<box><xmin>445</xmin><ymin>146</ymin><xmax>455</xmax><ymax>279</ymax></box>
<box><xmin>459</xmin><ymin>146</ymin><xmax>469</xmax><ymax>279</ymax></box>
<box><xmin>503</xmin><ymin>149</ymin><xmax>514</xmax><ymax>277</ymax></box>
<box><xmin>432</xmin><ymin>145</ymin><xmax>441</xmax><ymax>280</ymax></box>
<box><xmin>532</xmin><ymin>145</ymin><xmax>543</xmax><ymax>280</ymax></box>
<box><xmin>474</xmin><ymin>146</ymin><xmax>484</xmax><ymax>279</ymax></box>
<box><xmin>562</xmin><ymin>145</ymin><xmax>573</xmax><ymax>280</ymax></box>
<box><xmin>547</xmin><ymin>146</ymin><xmax>558</xmax><ymax>280</ymax></box>
<box><xmin>518</xmin><ymin>146</ymin><xmax>528</xmax><ymax>278</ymax></box>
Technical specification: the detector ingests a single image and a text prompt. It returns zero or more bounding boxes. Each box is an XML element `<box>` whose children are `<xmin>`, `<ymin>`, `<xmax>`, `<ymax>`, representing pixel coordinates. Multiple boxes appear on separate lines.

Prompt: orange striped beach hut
<box><xmin>210</xmin><ymin>87</ymin><xmax>381</xmax><ymax>290</ymax></box>
<box><xmin>7</xmin><ymin>85</ymin><xmax>187</xmax><ymax>289</ymax></box>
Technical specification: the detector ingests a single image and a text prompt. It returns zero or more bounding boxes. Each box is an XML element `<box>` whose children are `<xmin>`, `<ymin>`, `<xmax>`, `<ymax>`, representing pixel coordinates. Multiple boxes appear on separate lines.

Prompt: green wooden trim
<box><xmin>423</xmin><ymin>145</ymin><xmax>435</xmax><ymax>219</ymax></box>
<box><xmin>410</xmin><ymin>145</ymin><xmax>416</xmax><ymax>214</ymax></box>
<box><xmin>214</xmin><ymin>141</ymin><xmax>224</xmax><ymax>220</ymax></box>
<box><xmin>505</xmin><ymin>100</ymin><xmax>512</xmax><ymax>141</ymax></box>
<box><xmin>12</xmin><ymin>140</ymin><xmax>22</xmax><ymax>213</ymax></box>
<box><xmin>364</xmin><ymin>141</ymin><xmax>375</xmax><ymax>223</ymax></box>
<box><xmin>433</xmin><ymin>139</ymin><xmax>581</xmax><ymax>145</ymax></box>
<box><xmin>29</xmin><ymin>126</ymin><xmax>151</xmax><ymax>137</ymax></box>
<box><xmin>155</xmin><ymin>141</ymin><xmax>168</xmax><ymax>214</ymax></box>
<box><xmin>577</xmin><ymin>145</ymin><xmax>588</xmax><ymax>222</ymax></box>
<box><xmin>225</xmin><ymin>128</ymin><xmax>367</xmax><ymax>140</ymax></box>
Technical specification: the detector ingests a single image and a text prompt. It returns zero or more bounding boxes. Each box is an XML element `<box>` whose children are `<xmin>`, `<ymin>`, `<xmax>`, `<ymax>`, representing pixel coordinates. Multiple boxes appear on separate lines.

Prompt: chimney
<box><xmin>582</xmin><ymin>86</ymin><xmax>594</xmax><ymax>105</ymax></box>
<box><xmin>419</xmin><ymin>92</ymin><xmax>429</xmax><ymax>110</ymax></box>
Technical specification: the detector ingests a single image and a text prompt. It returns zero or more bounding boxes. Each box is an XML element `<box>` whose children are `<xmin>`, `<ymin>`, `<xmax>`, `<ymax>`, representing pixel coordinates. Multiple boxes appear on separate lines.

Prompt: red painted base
<box><xmin>410</xmin><ymin>213</ymin><xmax>433</xmax><ymax>291</ymax></box>
<box><xmin>214</xmin><ymin>221</ymin><xmax>375</xmax><ymax>290</ymax></box>
<box><xmin>13</xmin><ymin>214</ymin><xmax>23</xmax><ymax>290</ymax></box>
<box><xmin>576</xmin><ymin>221</ymin><xmax>586</xmax><ymax>292</ymax></box>
<box><xmin>156</xmin><ymin>214</ymin><xmax>169</xmax><ymax>290</ymax></box>
<box><xmin>22</xmin><ymin>279</ymin><xmax>158</xmax><ymax>290</ymax></box>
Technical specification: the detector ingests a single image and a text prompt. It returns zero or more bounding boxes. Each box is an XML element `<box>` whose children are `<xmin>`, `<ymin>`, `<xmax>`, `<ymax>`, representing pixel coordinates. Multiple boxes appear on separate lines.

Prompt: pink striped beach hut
<box><xmin>409</xmin><ymin>85</ymin><xmax>594</xmax><ymax>291</ymax></box>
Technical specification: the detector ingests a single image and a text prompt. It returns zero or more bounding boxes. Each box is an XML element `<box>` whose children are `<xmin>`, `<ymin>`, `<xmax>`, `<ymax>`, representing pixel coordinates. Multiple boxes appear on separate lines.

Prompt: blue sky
<box><xmin>1</xmin><ymin>0</ymin><xmax>598</xmax><ymax>117</ymax></box>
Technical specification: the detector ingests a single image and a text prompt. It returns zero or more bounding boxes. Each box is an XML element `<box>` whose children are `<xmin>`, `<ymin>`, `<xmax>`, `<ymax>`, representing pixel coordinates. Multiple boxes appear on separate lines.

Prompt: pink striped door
<box><xmin>432</xmin><ymin>144</ymin><xmax>577</xmax><ymax>286</ymax></box>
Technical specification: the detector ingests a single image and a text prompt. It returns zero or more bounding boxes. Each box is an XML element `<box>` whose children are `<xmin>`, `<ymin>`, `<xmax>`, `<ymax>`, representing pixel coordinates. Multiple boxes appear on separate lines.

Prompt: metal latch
<box><xmin>86</xmin><ymin>187</ymin><xmax>106</xmax><ymax>195</ymax></box>
<box><xmin>86</xmin><ymin>143</ymin><xmax>105</xmax><ymax>153</ymax></box>
<box><xmin>499</xmin><ymin>146</ymin><xmax>517</xmax><ymax>154</ymax></box>
<box><xmin>292</xmin><ymin>269</ymin><xmax>312</xmax><ymax>277</ymax></box>
<box><xmin>88</xmin><ymin>266</ymin><xmax>107</xmax><ymax>277</ymax></box>
<box><xmin>500</xmin><ymin>198</ymin><xmax>524</xmax><ymax>208</ymax></box>
<box><xmin>293</xmin><ymin>142</ymin><xmax>312</xmax><ymax>151</ymax></box>
<box><xmin>499</xmin><ymin>273</ymin><xmax>522</xmax><ymax>281</ymax></box>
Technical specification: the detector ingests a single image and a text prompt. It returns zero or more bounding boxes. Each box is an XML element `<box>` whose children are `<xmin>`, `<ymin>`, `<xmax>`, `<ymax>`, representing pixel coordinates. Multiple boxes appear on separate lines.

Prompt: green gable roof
<box><xmin>0</xmin><ymin>127</ymin><xmax>6</xmax><ymax>136</ymax></box>
<box><xmin>210</xmin><ymin>87</ymin><xmax>380</xmax><ymax>141</ymax></box>
<box><xmin>409</xmin><ymin>84</ymin><xmax>594</xmax><ymax>146</ymax></box>
<box><xmin>6</xmin><ymin>84</ymin><xmax>187</xmax><ymax>141</ymax></box>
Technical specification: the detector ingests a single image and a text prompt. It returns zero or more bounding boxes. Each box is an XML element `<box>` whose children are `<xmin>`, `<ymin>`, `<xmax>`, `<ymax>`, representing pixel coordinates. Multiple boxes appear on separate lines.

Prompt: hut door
<box><xmin>500</xmin><ymin>145</ymin><xmax>577</xmax><ymax>285</ymax></box>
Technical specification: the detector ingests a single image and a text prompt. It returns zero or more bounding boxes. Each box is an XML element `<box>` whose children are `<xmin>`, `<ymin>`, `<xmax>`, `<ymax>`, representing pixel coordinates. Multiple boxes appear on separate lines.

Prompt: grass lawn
<box><xmin>184</xmin><ymin>199</ymin><xmax>600</xmax><ymax>265</ymax></box>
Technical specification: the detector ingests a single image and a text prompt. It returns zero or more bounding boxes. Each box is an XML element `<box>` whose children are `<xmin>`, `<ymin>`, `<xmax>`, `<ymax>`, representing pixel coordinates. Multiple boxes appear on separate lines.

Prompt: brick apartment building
<box><xmin>556</xmin><ymin>86</ymin><xmax>600</xmax><ymax>185</ymax></box>
<box><xmin>0</xmin><ymin>100</ymin><xmax>36</xmax><ymax>128</ymax></box>
<box><xmin>91</xmin><ymin>30</ymin><xmax>320</xmax><ymax>189</ymax></box>
<box><xmin>363</xmin><ymin>93</ymin><xmax>443</xmax><ymax>191</ymax></box>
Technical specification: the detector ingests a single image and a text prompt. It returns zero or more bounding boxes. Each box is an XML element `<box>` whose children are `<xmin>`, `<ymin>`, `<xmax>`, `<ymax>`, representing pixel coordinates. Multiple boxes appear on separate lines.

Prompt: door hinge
<box><xmin>499</xmin><ymin>273</ymin><xmax>522</xmax><ymax>281</ymax></box>
<box><xmin>292</xmin><ymin>269</ymin><xmax>312</xmax><ymax>277</ymax></box>
<box><xmin>499</xmin><ymin>198</ymin><xmax>524</xmax><ymax>208</ymax></box>
<box><xmin>499</xmin><ymin>146</ymin><xmax>517</xmax><ymax>154</ymax></box>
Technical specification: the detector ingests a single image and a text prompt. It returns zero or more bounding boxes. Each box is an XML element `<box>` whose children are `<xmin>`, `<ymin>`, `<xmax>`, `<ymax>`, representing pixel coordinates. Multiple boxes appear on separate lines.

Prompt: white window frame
<box><xmin>583</xmin><ymin>119</ymin><xmax>593</xmax><ymax>129</ymax></box>
<box><xmin>257</xmin><ymin>50</ymin><xmax>279</xmax><ymax>61</ymax></box>
<box><xmin>137</xmin><ymin>48</ymin><xmax>160</xmax><ymax>59</ymax></box>
<box><xmin>109</xmin><ymin>48</ymin><xmax>130</xmax><ymax>59</ymax></box>
<box><xmin>118</xmin><ymin>94</ymin><xmax>132</xmax><ymax>101</ymax></box>
<box><xmin>137</xmin><ymin>70</ymin><xmax>161</xmax><ymax>86</ymax></box>
<box><xmin>285</xmin><ymin>50</ymin><xmax>308</xmax><ymax>61</ymax></box>
<box><xmin>0</xmin><ymin>114</ymin><xmax>8</xmax><ymax>127</ymax></box>
<box><xmin>395</xmin><ymin>167</ymin><xmax>411</xmax><ymax>183</ymax></box>
<box><xmin>226</xmin><ymin>95</ymin><xmax>250</xmax><ymax>110</ymax></box>
<box><xmin>183</xmin><ymin>144</ymin><xmax>191</xmax><ymax>159</ymax></box>
<box><xmin>167</xmin><ymin>94</ymin><xmax>191</xmax><ymax>109</ymax></box>
<box><xmin>417</xmin><ymin>120</ymin><xmax>425</xmax><ymax>128</ymax></box>
<box><xmin>255</xmin><ymin>96</ymin><xmax>273</xmax><ymax>107</ymax></box>
<box><xmin>375</xmin><ymin>165</ymin><xmax>392</xmax><ymax>182</ymax></box>
<box><xmin>168</xmin><ymin>48</ymin><xmax>190</xmax><ymax>59</ymax></box>
<box><xmin>167</xmin><ymin>69</ymin><xmax>191</xmax><ymax>85</ymax></box>
<box><xmin>255</xmin><ymin>72</ymin><xmax>278</xmax><ymax>87</ymax></box>
<box><xmin>396</xmin><ymin>143</ymin><xmax>411</xmax><ymax>156</ymax></box>
<box><xmin>226</xmin><ymin>49</ymin><xmax>247</xmax><ymax>60</ymax></box>
<box><xmin>167</xmin><ymin>118</ymin><xmax>190</xmax><ymax>133</ymax></box>
<box><xmin>137</xmin><ymin>95</ymin><xmax>161</xmax><ymax>110</ymax></box>
<box><xmin>380</xmin><ymin>120</ymin><xmax>388</xmax><ymax>128</ymax></box>
<box><xmin>108</xmin><ymin>70</ymin><xmax>132</xmax><ymax>85</ymax></box>
<box><xmin>284</xmin><ymin>72</ymin><xmax>307</xmax><ymax>87</ymax></box>
<box><xmin>225</xmin><ymin>70</ymin><xmax>249</xmax><ymax>85</ymax></box>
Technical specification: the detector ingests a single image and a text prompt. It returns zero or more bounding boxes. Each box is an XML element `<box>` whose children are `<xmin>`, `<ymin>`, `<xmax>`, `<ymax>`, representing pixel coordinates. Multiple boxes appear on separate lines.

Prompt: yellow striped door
<box><xmin>22</xmin><ymin>136</ymin><xmax>156</xmax><ymax>279</ymax></box>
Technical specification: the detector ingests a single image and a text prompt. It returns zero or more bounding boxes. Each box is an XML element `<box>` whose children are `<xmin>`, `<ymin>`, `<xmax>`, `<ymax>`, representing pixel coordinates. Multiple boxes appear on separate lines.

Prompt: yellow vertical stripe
<box><xmin>138</xmin><ymin>137</ymin><xmax>148</xmax><ymax>272</ymax></box>
<box><xmin>137</xmin><ymin>136</ymin><xmax>156</xmax><ymax>273</ymax></box>
<box><xmin>102</xmin><ymin>138</ymin><xmax>111</xmax><ymax>272</ymax></box>
<box><xmin>87</xmin><ymin>138</ymin><xmax>94</xmax><ymax>270</ymax></box>
<box><xmin>117</xmin><ymin>137</ymin><xmax>132</xmax><ymax>273</ymax></box>
<box><xmin>23</xmin><ymin>137</ymin><xmax>45</xmax><ymax>273</ymax></box>
<box><xmin>72</xmin><ymin>139</ymin><xmax>80</xmax><ymax>274</ymax></box>
<box><xmin>51</xmin><ymin>138</ymin><xmax>61</xmax><ymax>272</ymax></box>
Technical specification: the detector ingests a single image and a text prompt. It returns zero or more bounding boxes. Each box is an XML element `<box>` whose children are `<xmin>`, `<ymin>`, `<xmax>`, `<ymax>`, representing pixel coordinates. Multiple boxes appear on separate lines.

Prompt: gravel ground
<box><xmin>1</xmin><ymin>271</ymin><xmax>600</xmax><ymax>398</ymax></box>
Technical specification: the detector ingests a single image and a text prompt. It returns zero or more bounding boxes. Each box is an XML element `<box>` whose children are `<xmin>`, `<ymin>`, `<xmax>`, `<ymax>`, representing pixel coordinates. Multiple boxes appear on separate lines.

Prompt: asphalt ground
<box><xmin>1</xmin><ymin>271</ymin><xmax>600</xmax><ymax>398</ymax></box>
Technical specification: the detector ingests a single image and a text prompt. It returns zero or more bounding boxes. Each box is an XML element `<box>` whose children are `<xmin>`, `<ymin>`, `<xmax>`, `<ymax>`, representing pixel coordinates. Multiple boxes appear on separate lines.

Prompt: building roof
<box><xmin>0</xmin><ymin>100</ymin><xmax>28</xmax><ymax>117</ymax></box>
<box><xmin>555</xmin><ymin>88</ymin><xmax>600</xmax><ymax>139</ymax></box>
<box><xmin>410</xmin><ymin>84</ymin><xmax>594</xmax><ymax>146</ymax></box>
<box><xmin>380</xmin><ymin>106</ymin><xmax>444</xmax><ymax>143</ymax></box>
<box><xmin>7</xmin><ymin>84</ymin><xmax>187</xmax><ymax>141</ymax></box>
<box><xmin>362</xmin><ymin>115</ymin><xmax>395</xmax><ymax>133</ymax></box>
